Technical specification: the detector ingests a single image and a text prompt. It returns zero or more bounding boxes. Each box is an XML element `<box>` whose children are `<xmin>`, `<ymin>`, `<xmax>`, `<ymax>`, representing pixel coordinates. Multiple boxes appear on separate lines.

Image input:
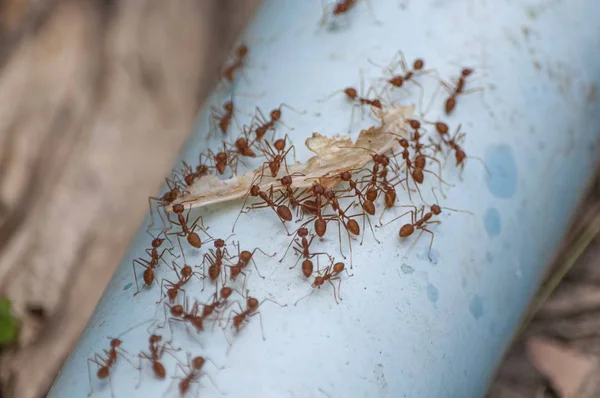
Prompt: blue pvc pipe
<box><xmin>49</xmin><ymin>1</ymin><xmax>600</xmax><ymax>397</ymax></box>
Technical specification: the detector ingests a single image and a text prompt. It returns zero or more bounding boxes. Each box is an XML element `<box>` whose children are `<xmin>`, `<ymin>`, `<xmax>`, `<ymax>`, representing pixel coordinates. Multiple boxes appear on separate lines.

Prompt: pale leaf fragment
<box><xmin>170</xmin><ymin>104</ymin><xmax>413</xmax><ymax>211</ymax></box>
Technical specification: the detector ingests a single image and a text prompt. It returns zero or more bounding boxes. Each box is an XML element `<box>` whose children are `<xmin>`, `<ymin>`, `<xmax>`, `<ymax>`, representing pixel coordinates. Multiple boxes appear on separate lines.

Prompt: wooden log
<box><xmin>0</xmin><ymin>1</ymin><xmax>259</xmax><ymax>396</ymax></box>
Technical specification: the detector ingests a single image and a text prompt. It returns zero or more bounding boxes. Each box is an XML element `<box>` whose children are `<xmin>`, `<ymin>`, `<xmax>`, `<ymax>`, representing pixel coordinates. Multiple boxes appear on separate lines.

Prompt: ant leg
<box><xmin>421</xmin><ymin>226</ymin><xmax>439</xmax><ymax>262</ymax></box>
<box><xmin>327</xmin><ymin>279</ymin><xmax>340</xmax><ymax>304</ymax></box>
<box><xmin>132</xmin><ymin>259</ymin><xmax>149</xmax><ymax>295</ymax></box>
<box><xmin>378</xmin><ymin>207</ymin><xmax>415</xmax><ymax>227</ymax></box>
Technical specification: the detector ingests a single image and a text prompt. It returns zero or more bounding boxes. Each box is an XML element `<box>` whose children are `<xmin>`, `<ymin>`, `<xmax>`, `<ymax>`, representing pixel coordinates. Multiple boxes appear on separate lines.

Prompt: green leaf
<box><xmin>0</xmin><ymin>297</ymin><xmax>19</xmax><ymax>345</ymax></box>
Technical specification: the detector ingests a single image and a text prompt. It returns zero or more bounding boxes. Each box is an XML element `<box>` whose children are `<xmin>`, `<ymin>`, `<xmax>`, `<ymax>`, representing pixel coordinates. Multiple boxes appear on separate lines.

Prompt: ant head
<box><xmin>344</xmin><ymin>88</ymin><xmax>358</xmax><ymax>99</ymax></box>
<box><xmin>150</xmin><ymin>334</ymin><xmax>162</xmax><ymax>344</ymax></box>
<box><xmin>196</xmin><ymin>164</ymin><xmax>209</xmax><ymax>174</ymax></box>
<box><xmin>372</xmin><ymin>99</ymin><xmax>383</xmax><ymax>109</ymax></box>
<box><xmin>297</xmin><ymin>227</ymin><xmax>309</xmax><ymax>237</ymax></box>
<box><xmin>247</xmin><ymin>297</ymin><xmax>259</xmax><ymax>310</ymax></box>
<box><xmin>214</xmin><ymin>239</ymin><xmax>225</xmax><ymax>249</ymax></box>
<box><xmin>324</xmin><ymin>190</ymin><xmax>335</xmax><ymax>200</ymax></box>
<box><xmin>390</xmin><ymin>76</ymin><xmax>404</xmax><ymax>87</ymax></box>
<box><xmin>431</xmin><ymin>204</ymin><xmax>442</xmax><ymax>215</ymax></box>
<box><xmin>313</xmin><ymin>276</ymin><xmax>324</xmax><ymax>287</ymax></box>
<box><xmin>151</xmin><ymin>237</ymin><xmax>164</xmax><ymax>248</ymax></box>
<box><xmin>110</xmin><ymin>339</ymin><xmax>122</xmax><ymax>348</ymax></box>
<box><xmin>215</xmin><ymin>152</ymin><xmax>227</xmax><ymax>162</ymax></box>
<box><xmin>172</xmin><ymin>204</ymin><xmax>184</xmax><ymax>214</ymax></box>
<box><xmin>233</xmin><ymin>314</ymin><xmax>243</xmax><ymax>328</ymax></box>
<box><xmin>167</xmin><ymin>289</ymin><xmax>178</xmax><ymax>302</ymax></box>
<box><xmin>280</xmin><ymin>175</ymin><xmax>292</xmax><ymax>186</ymax></box>
<box><xmin>221</xmin><ymin>286</ymin><xmax>233</xmax><ymax>299</ymax></box>
<box><xmin>462</xmin><ymin>68</ymin><xmax>474</xmax><ymax>77</ymax></box>
<box><xmin>235</xmin><ymin>137</ymin><xmax>248</xmax><ymax>147</ymax></box>
<box><xmin>413</xmin><ymin>59</ymin><xmax>424</xmax><ymax>70</ymax></box>
<box><xmin>398</xmin><ymin>138</ymin><xmax>409</xmax><ymax>148</ymax></box>
<box><xmin>224</xmin><ymin>101</ymin><xmax>234</xmax><ymax>112</ymax></box>
<box><xmin>270</xmin><ymin>109</ymin><xmax>282</xmax><ymax>121</ymax></box>
<box><xmin>170</xmin><ymin>304</ymin><xmax>184</xmax><ymax>316</ymax></box>
<box><xmin>435</xmin><ymin>122</ymin><xmax>449</xmax><ymax>135</ymax></box>
<box><xmin>192</xmin><ymin>356</ymin><xmax>206</xmax><ymax>370</ymax></box>
<box><xmin>240</xmin><ymin>250</ymin><xmax>253</xmax><ymax>263</ymax></box>
<box><xmin>380</xmin><ymin>154</ymin><xmax>390</xmax><ymax>167</ymax></box>
<box><xmin>333</xmin><ymin>262</ymin><xmax>345</xmax><ymax>273</ymax></box>
<box><xmin>181</xmin><ymin>266</ymin><xmax>192</xmax><ymax>277</ymax></box>
<box><xmin>339</xmin><ymin>171</ymin><xmax>352</xmax><ymax>182</ymax></box>
<box><xmin>312</xmin><ymin>183</ymin><xmax>325</xmax><ymax>195</ymax></box>
<box><xmin>191</xmin><ymin>317</ymin><xmax>204</xmax><ymax>331</ymax></box>
<box><xmin>255</xmin><ymin>125</ymin><xmax>267</xmax><ymax>139</ymax></box>
<box><xmin>372</xmin><ymin>153</ymin><xmax>382</xmax><ymax>164</ymax></box>
<box><xmin>237</xmin><ymin>45</ymin><xmax>248</xmax><ymax>58</ymax></box>
<box><xmin>408</xmin><ymin>119</ymin><xmax>421</xmax><ymax>130</ymax></box>
<box><xmin>250</xmin><ymin>185</ymin><xmax>260</xmax><ymax>196</ymax></box>
<box><xmin>273</xmin><ymin>138</ymin><xmax>286</xmax><ymax>152</ymax></box>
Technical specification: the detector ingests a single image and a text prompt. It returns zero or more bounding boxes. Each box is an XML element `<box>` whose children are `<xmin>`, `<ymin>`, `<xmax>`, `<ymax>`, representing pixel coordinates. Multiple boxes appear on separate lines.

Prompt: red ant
<box><xmin>132</xmin><ymin>234</ymin><xmax>172</xmax><ymax>295</ymax></box>
<box><xmin>164</xmin><ymin>297</ymin><xmax>205</xmax><ymax>338</ymax></box>
<box><xmin>201</xmin><ymin>237</ymin><xmax>233</xmax><ymax>288</ymax></box>
<box><xmin>275</xmin><ymin>174</ymin><xmax>314</xmax><ymax>219</ymax></box>
<box><xmin>280</xmin><ymin>227</ymin><xmax>334</xmax><ymax>277</ymax></box>
<box><xmin>147</xmin><ymin>178</ymin><xmax>183</xmax><ymax>230</ymax></box>
<box><xmin>230</xmin><ymin>127</ymin><xmax>258</xmax><ymax>158</ymax></box>
<box><xmin>210</xmin><ymin>100</ymin><xmax>235</xmax><ymax>136</ymax></box>
<box><xmin>200</xmin><ymin>286</ymin><xmax>235</xmax><ymax>322</ymax></box>
<box><xmin>223</xmin><ymin>43</ymin><xmax>248</xmax><ymax>82</ymax></box>
<box><xmin>251</xmin><ymin>103</ymin><xmax>305</xmax><ymax>142</ymax></box>
<box><xmin>175</xmin><ymin>354</ymin><xmax>223</xmax><ymax>396</ymax></box>
<box><xmin>295</xmin><ymin>261</ymin><xmax>352</xmax><ymax>305</ymax></box>
<box><xmin>370</xmin><ymin>52</ymin><xmax>433</xmax><ymax>111</ymax></box>
<box><xmin>334</xmin><ymin>171</ymin><xmax>379</xmax><ymax>244</ymax></box>
<box><xmin>228</xmin><ymin>291</ymin><xmax>286</xmax><ymax>340</ymax></box>
<box><xmin>136</xmin><ymin>334</ymin><xmax>178</xmax><ymax>384</ymax></box>
<box><xmin>160</xmin><ymin>262</ymin><xmax>200</xmax><ymax>304</ymax></box>
<box><xmin>227</xmin><ymin>243</ymin><xmax>272</xmax><ymax>286</ymax></box>
<box><xmin>256</xmin><ymin>135</ymin><xmax>296</xmax><ymax>180</ymax></box>
<box><xmin>320</xmin><ymin>76</ymin><xmax>382</xmax><ymax>132</ymax></box>
<box><xmin>87</xmin><ymin>338</ymin><xmax>131</xmax><ymax>397</ymax></box>
<box><xmin>207</xmin><ymin>142</ymin><xmax>239</xmax><ymax>176</ymax></box>
<box><xmin>177</xmin><ymin>156</ymin><xmax>211</xmax><ymax>188</ymax></box>
<box><xmin>167</xmin><ymin>204</ymin><xmax>211</xmax><ymax>249</ymax></box>
<box><xmin>233</xmin><ymin>182</ymin><xmax>293</xmax><ymax>232</ymax></box>
<box><xmin>320</xmin><ymin>0</ymin><xmax>380</xmax><ymax>27</ymax></box>
<box><xmin>439</xmin><ymin>67</ymin><xmax>482</xmax><ymax>115</ymax></box>
<box><xmin>429</xmin><ymin>121</ymin><xmax>489</xmax><ymax>176</ymax></box>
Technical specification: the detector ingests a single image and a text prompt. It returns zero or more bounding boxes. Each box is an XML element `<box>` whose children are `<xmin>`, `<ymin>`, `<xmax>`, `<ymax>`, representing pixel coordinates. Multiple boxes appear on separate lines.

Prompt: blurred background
<box><xmin>0</xmin><ymin>1</ymin><xmax>598</xmax><ymax>397</ymax></box>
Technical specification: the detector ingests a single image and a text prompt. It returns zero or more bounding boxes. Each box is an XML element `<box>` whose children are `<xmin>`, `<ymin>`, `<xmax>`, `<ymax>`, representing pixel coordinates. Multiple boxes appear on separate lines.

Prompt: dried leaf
<box><xmin>170</xmin><ymin>104</ymin><xmax>414</xmax><ymax>211</ymax></box>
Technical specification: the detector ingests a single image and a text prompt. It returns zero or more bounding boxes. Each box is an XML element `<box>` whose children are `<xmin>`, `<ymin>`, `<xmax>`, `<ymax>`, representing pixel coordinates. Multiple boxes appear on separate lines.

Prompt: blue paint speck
<box><xmin>483</xmin><ymin>208</ymin><xmax>501</xmax><ymax>237</ymax></box>
<box><xmin>400</xmin><ymin>264</ymin><xmax>414</xmax><ymax>274</ymax></box>
<box><xmin>123</xmin><ymin>282</ymin><xmax>133</xmax><ymax>291</ymax></box>
<box><xmin>469</xmin><ymin>295</ymin><xmax>484</xmax><ymax>319</ymax></box>
<box><xmin>486</xmin><ymin>251</ymin><xmax>494</xmax><ymax>263</ymax></box>
<box><xmin>426</xmin><ymin>283</ymin><xmax>439</xmax><ymax>304</ymax></box>
<box><xmin>485</xmin><ymin>145</ymin><xmax>518</xmax><ymax>198</ymax></box>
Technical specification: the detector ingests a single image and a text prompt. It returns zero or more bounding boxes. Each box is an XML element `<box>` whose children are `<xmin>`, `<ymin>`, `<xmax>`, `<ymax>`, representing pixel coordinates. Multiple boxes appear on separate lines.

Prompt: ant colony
<box><xmin>85</xmin><ymin>2</ymin><xmax>488</xmax><ymax>397</ymax></box>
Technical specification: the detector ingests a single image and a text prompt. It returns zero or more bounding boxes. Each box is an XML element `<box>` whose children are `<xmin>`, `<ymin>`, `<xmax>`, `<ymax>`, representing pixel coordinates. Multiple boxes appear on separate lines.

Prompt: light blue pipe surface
<box><xmin>49</xmin><ymin>1</ymin><xmax>600</xmax><ymax>397</ymax></box>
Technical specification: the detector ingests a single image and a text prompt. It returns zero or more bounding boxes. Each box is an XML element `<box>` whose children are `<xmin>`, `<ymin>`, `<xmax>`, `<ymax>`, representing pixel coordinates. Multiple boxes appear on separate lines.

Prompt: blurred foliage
<box><xmin>0</xmin><ymin>297</ymin><xmax>18</xmax><ymax>345</ymax></box>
